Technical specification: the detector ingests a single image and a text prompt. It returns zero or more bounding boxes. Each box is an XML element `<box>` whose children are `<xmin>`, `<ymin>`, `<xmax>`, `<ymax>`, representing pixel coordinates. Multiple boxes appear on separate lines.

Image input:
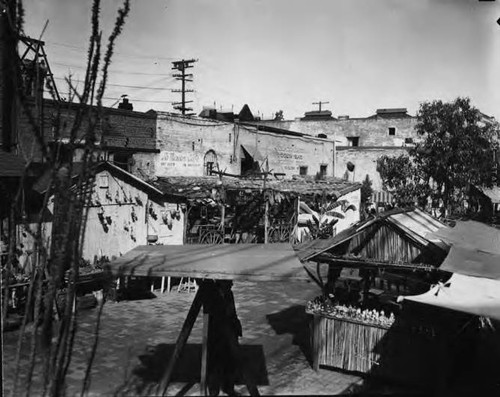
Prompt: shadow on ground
<box><xmin>266</xmin><ymin>304</ymin><xmax>313</xmax><ymax>366</ymax></box>
<box><xmin>114</xmin><ymin>343</ymin><xmax>268</xmax><ymax>396</ymax></box>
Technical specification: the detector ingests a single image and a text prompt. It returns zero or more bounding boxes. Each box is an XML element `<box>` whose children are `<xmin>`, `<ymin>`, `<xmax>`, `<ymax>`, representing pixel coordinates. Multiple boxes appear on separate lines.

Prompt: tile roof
<box><xmin>151</xmin><ymin>175</ymin><xmax>360</xmax><ymax>201</ymax></box>
<box><xmin>0</xmin><ymin>151</ymin><xmax>26</xmax><ymax>177</ymax></box>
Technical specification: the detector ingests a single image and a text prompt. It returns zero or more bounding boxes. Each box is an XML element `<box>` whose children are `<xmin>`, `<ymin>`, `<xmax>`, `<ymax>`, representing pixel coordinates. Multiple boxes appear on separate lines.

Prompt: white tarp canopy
<box><xmin>403</xmin><ymin>273</ymin><xmax>500</xmax><ymax>321</ymax></box>
<box><xmin>401</xmin><ymin>220</ymin><xmax>500</xmax><ymax>319</ymax></box>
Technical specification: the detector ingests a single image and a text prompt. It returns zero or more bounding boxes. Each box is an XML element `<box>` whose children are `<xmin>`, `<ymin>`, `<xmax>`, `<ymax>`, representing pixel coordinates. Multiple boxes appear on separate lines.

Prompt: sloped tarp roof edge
<box><xmin>426</xmin><ymin>220</ymin><xmax>500</xmax><ymax>255</ymax></box>
<box><xmin>402</xmin><ymin>273</ymin><xmax>500</xmax><ymax>321</ymax></box>
<box><xmin>439</xmin><ymin>246</ymin><xmax>500</xmax><ymax>280</ymax></box>
<box><xmin>105</xmin><ymin>243</ymin><xmax>311</xmax><ymax>282</ymax></box>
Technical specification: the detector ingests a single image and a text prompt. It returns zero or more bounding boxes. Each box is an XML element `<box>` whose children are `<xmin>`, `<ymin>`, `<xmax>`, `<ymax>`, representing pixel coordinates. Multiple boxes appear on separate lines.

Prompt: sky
<box><xmin>21</xmin><ymin>0</ymin><xmax>500</xmax><ymax>120</ymax></box>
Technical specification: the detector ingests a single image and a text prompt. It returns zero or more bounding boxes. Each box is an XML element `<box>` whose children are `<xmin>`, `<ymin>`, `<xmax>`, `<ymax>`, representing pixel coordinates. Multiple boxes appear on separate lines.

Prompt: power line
<box><xmin>102</xmin><ymin>97</ymin><xmax>173</xmax><ymax>104</ymax></box>
<box><xmin>51</xmin><ymin>61</ymin><xmax>172</xmax><ymax>76</ymax></box>
<box><xmin>47</xmin><ymin>41</ymin><xmax>179</xmax><ymax>61</ymax></box>
<box><xmin>53</xmin><ymin>77</ymin><xmax>172</xmax><ymax>90</ymax></box>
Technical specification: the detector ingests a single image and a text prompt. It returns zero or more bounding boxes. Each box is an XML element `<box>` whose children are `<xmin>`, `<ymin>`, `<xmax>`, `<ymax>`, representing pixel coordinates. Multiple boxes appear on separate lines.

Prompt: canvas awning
<box><xmin>241</xmin><ymin>144</ymin><xmax>266</xmax><ymax>162</ymax></box>
<box><xmin>425</xmin><ymin>220</ymin><xmax>500</xmax><ymax>279</ymax></box>
<box><xmin>105</xmin><ymin>243</ymin><xmax>311</xmax><ymax>282</ymax></box>
<box><xmin>426</xmin><ymin>220</ymin><xmax>500</xmax><ymax>255</ymax></box>
<box><xmin>402</xmin><ymin>273</ymin><xmax>500</xmax><ymax>321</ymax></box>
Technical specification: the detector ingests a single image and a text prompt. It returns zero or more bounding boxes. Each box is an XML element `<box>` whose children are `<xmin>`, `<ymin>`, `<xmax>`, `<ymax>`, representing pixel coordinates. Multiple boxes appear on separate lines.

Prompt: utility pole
<box><xmin>312</xmin><ymin>101</ymin><xmax>329</xmax><ymax>112</ymax></box>
<box><xmin>171</xmin><ymin>59</ymin><xmax>197</xmax><ymax>116</ymax></box>
<box><xmin>1</xmin><ymin>0</ymin><xmax>18</xmax><ymax>152</ymax></box>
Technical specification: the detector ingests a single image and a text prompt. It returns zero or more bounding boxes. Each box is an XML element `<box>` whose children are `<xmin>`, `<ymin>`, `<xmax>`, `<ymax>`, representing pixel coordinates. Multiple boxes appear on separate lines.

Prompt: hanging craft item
<box><xmin>131</xmin><ymin>207</ymin><xmax>138</xmax><ymax>222</ymax></box>
<box><xmin>135</xmin><ymin>196</ymin><xmax>143</xmax><ymax>206</ymax></box>
<box><xmin>98</xmin><ymin>207</ymin><xmax>109</xmax><ymax>232</ymax></box>
<box><xmin>115</xmin><ymin>190</ymin><xmax>122</xmax><ymax>205</ymax></box>
<box><xmin>105</xmin><ymin>189</ymin><xmax>112</xmax><ymax>202</ymax></box>
<box><xmin>162</xmin><ymin>210</ymin><xmax>173</xmax><ymax>228</ymax></box>
<box><xmin>171</xmin><ymin>209</ymin><xmax>181</xmax><ymax>220</ymax></box>
<box><xmin>148</xmin><ymin>203</ymin><xmax>158</xmax><ymax>220</ymax></box>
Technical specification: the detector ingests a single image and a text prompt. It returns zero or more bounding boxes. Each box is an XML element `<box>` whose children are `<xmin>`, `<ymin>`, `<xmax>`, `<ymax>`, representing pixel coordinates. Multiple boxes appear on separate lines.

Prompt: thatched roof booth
<box><xmin>150</xmin><ymin>175</ymin><xmax>361</xmax><ymax>244</ymax></box>
<box><xmin>296</xmin><ymin>207</ymin><xmax>450</xmax><ymax>296</ymax></box>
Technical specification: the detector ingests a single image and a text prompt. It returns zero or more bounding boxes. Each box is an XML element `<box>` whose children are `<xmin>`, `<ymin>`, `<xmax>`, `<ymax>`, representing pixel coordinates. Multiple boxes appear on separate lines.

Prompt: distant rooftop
<box><xmin>367</xmin><ymin>108</ymin><xmax>412</xmax><ymax>119</ymax></box>
<box><xmin>301</xmin><ymin>110</ymin><xmax>336</xmax><ymax>121</ymax></box>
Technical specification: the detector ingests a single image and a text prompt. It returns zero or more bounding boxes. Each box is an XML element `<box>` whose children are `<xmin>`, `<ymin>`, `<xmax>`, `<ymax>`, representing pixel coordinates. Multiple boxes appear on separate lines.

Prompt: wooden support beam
<box><xmin>161</xmin><ymin>277</ymin><xmax>165</xmax><ymax>293</ymax></box>
<box><xmin>311</xmin><ymin>255</ymin><xmax>436</xmax><ymax>272</ymax></box>
<box><xmin>200</xmin><ymin>312</ymin><xmax>210</xmax><ymax>396</ymax></box>
<box><xmin>157</xmin><ymin>284</ymin><xmax>204</xmax><ymax>395</ymax></box>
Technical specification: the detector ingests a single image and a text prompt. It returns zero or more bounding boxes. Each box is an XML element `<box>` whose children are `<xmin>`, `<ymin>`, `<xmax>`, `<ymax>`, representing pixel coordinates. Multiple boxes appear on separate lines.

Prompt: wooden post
<box><xmin>167</xmin><ymin>276</ymin><xmax>171</xmax><ymax>293</ymax></box>
<box><xmin>182</xmin><ymin>205</ymin><xmax>190</xmax><ymax>245</ymax></box>
<box><xmin>312</xmin><ymin>315</ymin><xmax>321</xmax><ymax>371</ymax></box>
<box><xmin>161</xmin><ymin>277</ymin><xmax>165</xmax><ymax>293</ymax></box>
<box><xmin>200</xmin><ymin>312</ymin><xmax>210</xmax><ymax>396</ymax></box>
<box><xmin>220</xmin><ymin>204</ymin><xmax>225</xmax><ymax>238</ymax></box>
<box><xmin>264</xmin><ymin>200</ymin><xmax>269</xmax><ymax>244</ymax></box>
<box><xmin>157</xmin><ymin>284</ymin><xmax>204</xmax><ymax>396</ymax></box>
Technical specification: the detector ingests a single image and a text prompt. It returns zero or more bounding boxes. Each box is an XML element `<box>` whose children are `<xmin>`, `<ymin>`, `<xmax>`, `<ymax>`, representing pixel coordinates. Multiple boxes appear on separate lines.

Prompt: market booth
<box><xmin>296</xmin><ymin>208</ymin><xmax>451</xmax><ymax>385</ymax></box>
<box><xmin>400</xmin><ymin>220</ymin><xmax>500</xmax><ymax>393</ymax></box>
<box><xmin>105</xmin><ymin>243</ymin><xmax>312</xmax><ymax>396</ymax></box>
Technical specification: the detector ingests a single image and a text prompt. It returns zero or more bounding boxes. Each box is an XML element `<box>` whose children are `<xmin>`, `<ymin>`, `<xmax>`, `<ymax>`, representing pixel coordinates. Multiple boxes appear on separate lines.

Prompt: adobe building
<box><xmin>135</xmin><ymin>111</ymin><xmax>337</xmax><ymax>180</ymax></box>
<box><xmin>254</xmin><ymin>108</ymin><xmax>419</xmax><ymax>193</ymax></box>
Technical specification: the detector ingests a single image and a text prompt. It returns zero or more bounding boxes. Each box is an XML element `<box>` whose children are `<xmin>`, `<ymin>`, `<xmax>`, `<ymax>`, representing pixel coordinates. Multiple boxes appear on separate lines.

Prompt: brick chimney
<box><xmin>118</xmin><ymin>98</ymin><xmax>133</xmax><ymax>111</ymax></box>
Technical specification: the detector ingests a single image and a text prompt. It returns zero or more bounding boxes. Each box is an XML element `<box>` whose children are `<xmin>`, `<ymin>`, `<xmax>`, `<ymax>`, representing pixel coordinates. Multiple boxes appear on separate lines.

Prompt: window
<box><xmin>388</xmin><ymin>127</ymin><xmax>396</xmax><ymax>136</ymax></box>
<box><xmin>347</xmin><ymin>137</ymin><xmax>359</xmax><ymax>147</ymax></box>
<box><xmin>98</xmin><ymin>174</ymin><xmax>109</xmax><ymax>188</ymax></box>
<box><xmin>319</xmin><ymin>164</ymin><xmax>328</xmax><ymax>177</ymax></box>
<box><xmin>204</xmin><ymin>150</ymin><xmax>218</xmax><ymax>176</ymax></box>
<box><xmin>113</xmin><ymin>152</ymin><xmax>132</xmax><ymax>172</ymax></box>
<box><xmin>299</xmin><ymin>166</ymin><xmax>308</xmax><ymax>176</ymax></box>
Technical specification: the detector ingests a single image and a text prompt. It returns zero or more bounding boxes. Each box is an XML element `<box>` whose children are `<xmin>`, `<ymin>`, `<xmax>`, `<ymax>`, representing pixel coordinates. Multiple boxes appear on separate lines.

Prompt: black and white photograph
<box><xmin>1</xmin><ymin>0</ymin><xmax>500</xmax><ymax>395</ymax></box>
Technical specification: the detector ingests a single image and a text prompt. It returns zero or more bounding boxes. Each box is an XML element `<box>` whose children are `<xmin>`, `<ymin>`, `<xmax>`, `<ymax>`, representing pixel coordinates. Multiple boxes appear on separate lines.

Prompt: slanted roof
<box><xmin>239</xmin><ymin>122</ymin><xmax>307</xmax><ymax>138</ymax></box>
<box><xmin>238</xmin><ymin>104</ymin><xmax>255</xmax><ymax>122</ymax></box>
<box><xmin>105</xmin><ymin>243</ymin><xmax>310</xmax><ymax>281</ymax></box>
<box><xmin>151</xmin><ymin>175</ymin><xmax>361</xmax><ymax>202</ymax></box>
<box><xmin>297</xmin><ymin>208</ymin><xmax>449</xmax><ymax>264</ymax></box>
<box><xmin>33</xmin><ymin>161</ymin><xmax>163</xmax><ymax>197</ymax></box>
<box><xmin>0</xmin><ymin>151</ymin><xmax>26</xmax><ymax>177</ymax></box>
